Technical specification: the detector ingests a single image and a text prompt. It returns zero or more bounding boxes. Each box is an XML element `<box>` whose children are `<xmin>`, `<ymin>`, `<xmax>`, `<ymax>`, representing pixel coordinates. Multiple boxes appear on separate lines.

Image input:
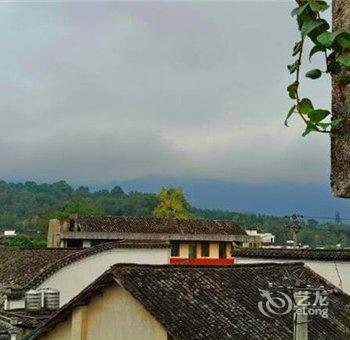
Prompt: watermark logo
<box><xmin>258</xmin><ymin>288</ymin><xmax>330</xmax><ymax>319</ymax></box>
<box><xmin>258</xmin><ymin>289</ymin><xmax>293</xmax><ymax>318</ymax></box>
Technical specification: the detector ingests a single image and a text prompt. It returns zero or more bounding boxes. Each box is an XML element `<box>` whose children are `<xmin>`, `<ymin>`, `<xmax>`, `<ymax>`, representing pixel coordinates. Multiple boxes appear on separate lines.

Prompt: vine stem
<box><xmin>295</xmin><ymin>39</ymin><xmax>309</xmax><ymax>125</ymax></box>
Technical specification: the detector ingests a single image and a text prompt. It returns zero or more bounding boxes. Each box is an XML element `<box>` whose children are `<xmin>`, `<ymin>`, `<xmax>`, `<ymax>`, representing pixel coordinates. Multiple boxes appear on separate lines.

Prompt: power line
<box><xmin>299</xmin><ymin>215</ymin><xmax>350</xmax><ymax>222</ymax></box>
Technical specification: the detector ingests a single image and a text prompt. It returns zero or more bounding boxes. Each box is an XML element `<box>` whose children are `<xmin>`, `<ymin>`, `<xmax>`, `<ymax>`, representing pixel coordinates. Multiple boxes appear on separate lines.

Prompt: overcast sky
<box><xmin>0</xmin><ymin>1</ymin><xmax>332</xmax><ymax>185</ymax></box>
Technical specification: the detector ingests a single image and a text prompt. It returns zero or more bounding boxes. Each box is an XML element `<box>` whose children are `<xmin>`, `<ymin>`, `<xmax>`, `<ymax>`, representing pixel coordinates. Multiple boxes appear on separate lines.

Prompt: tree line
<box><xmin>0</xmin><ymin>180</ymin><xmax>349</xmax><ymax>248</ymax></box>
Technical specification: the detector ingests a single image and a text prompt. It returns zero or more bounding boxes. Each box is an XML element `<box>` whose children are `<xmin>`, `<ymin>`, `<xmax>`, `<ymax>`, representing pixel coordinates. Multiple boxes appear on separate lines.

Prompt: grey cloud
<box><xmin>0</xmin><ymin>1</ymin><xmax>332</xmax><ymax>184</ymax></box>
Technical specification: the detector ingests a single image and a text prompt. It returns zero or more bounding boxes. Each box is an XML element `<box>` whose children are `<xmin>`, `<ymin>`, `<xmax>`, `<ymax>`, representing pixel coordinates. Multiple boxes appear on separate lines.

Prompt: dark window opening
<box><xmin>67</xmin><ymin>239</ymin><xmax>83</xmax><ymax>248</ymax></box>
<box><xmin>171</xmin><ymin>241</ymin><xmax>180</xmax><ymax>257</ymax></box>
<box><xmin>189</xmin><ymin>243</ymin><xmax>197</xmax><ymax>259</ymax></box>
<box><xmin>219</xmin><ymin>242</ymin><xmax>226</xmax><ymax>259</ymax></box>
<box><xmin>201</xmin><ymin>242</ymin><xmax>209</xmax><ymax>257</ymax></box>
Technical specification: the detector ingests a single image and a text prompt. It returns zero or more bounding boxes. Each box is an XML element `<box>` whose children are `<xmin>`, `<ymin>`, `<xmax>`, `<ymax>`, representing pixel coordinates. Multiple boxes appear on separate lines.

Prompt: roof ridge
<box><xmin>110</xmin><ymin>262</ymin><xmax>305</xmax><ymax>271</ymax></box>
<box><xmin>78</xmin><ymin>215</ymin><xmax>240</xmax><ymax>224</ymax></box>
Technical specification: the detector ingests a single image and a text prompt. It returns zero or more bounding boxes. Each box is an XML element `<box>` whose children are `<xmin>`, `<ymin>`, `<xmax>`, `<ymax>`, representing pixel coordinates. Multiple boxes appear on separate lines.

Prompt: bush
<box><xmin>5</xmin><ymin>235</ymin><xmax>47</xmax><ymax>248</ymax></box>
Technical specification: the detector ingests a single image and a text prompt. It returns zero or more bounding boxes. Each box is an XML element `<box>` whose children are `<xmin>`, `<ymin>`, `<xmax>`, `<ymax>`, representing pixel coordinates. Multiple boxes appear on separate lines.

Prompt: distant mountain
<box><xmin>89</xmin><ymin>177</ymin><xmax>350</xmax><ymax>221</ymax></box>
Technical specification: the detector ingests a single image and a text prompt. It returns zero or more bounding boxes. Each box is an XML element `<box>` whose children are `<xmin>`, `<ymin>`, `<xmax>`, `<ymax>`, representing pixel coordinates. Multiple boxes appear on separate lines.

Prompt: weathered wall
<box><xmin>40</xmin><ymin>285</ymin><xmax>167</xmax><ymax>340</ymax></box>
<box><xmin>235</xmin><ymin>257</ymin><xmax>350</xmax><ymax>294</ymax></box>
<box><xmin>38</xmin><ymin>247</ymin><xmax>170</xmax><ymax>305</ymax></box>
<box><xmin>47</xmin><ymin>219</ymin><xmax>63</xmax><ymax>248</ymax></box>
<box><xmin>331</xmin><ymin>0</ymin><xmax>350</xmax><ymax>197</ymax></box>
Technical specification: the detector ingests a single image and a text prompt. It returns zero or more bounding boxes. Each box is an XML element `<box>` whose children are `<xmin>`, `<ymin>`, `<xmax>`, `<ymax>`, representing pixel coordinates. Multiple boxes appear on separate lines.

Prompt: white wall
<box><xmin>235</xmin><ymin>257</ymin><xmax>350</xmax><ymax>294</ymax></box>
<box><xmin>38</xmin><ymin>248</ymin><xmax>170</xmax><ymax>306</ymax></box>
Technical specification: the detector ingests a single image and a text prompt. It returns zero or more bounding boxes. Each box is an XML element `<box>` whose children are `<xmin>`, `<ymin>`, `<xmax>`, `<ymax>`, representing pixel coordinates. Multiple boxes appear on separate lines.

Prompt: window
<box><xmin>171</xmin><ymin>241</ymin><xmax>180</xmax><ymax>257</ymax></box>
<box><xmin>188</xmin><ymin>243</ymin><xmax>197</xmax><ymax>259</ymax></box>
<box><xmin>219</xmin><ymin>242</ymin><xmax>227</xmax><ymax>259</ymax></box>
<box><xmin>201</xmin><ymin>242</ymin><xmax>209</xmax><ymax>257</ymax></box>
<box><xmin>67</xmin><ymin>239</ymin><xmax>83</xmax><ymax>248</ymax></box>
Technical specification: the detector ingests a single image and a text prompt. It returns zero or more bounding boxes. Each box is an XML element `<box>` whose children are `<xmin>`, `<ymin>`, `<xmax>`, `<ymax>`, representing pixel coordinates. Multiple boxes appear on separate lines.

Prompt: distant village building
<box><xmin>28</xmin><ymin>263</ymin><xmax>350</xmax><ymax>340</ymax></box>
<box><xmin>233</xmin><ymin>247</ymin><xmax>350</xmax><ymax>294</ymax></box>
<box><xmin>245</xmin><ymin>229</ymin><xmax>275</xmax><ymax>246</ymax></box>
<box><xmin>47</xmin><ymin>216</ymin><xmax>258</xmax><ymax>265</ymax></box>
<box><xmin>3</xmin><ymin>230</ymin><xmax>16</xmax><ymax>237</ymax></box>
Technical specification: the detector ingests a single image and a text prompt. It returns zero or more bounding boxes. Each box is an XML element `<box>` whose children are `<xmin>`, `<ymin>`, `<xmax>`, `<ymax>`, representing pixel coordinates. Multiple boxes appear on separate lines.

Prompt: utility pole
<box><xmin>293</xmin><ymin>290</ymin><xmax>308</xmax><ymax>340</ymax></box>
<box><xmin>266</xmin><ymin>281</ymin><xmax>332</xmax><ymax>340</ymax></box>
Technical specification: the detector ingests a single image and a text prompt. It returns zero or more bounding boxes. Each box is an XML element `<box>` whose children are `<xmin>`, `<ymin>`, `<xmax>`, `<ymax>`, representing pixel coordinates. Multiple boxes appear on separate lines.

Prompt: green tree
<box><xmin>6</xmin><ymin>235</ymin><xmax>46</xmax><ymax>248</ymax></box>
<box><xmin>154</xmin><ymin>187</ymin><xmax>193</xmax><ymax>219</ymax></box>
<box><xmin>56</xmin><ymin>191</ymin><xmax>104</xmax><ymax>219</ymax></box>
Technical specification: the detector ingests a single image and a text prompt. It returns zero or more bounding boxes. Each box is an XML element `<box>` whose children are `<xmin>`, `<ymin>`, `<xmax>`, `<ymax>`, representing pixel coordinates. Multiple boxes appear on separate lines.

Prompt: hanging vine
<box><xmin>286</xmin><ymin>0</ymin><xmax>350</xmax><ymax>136</ymax></box>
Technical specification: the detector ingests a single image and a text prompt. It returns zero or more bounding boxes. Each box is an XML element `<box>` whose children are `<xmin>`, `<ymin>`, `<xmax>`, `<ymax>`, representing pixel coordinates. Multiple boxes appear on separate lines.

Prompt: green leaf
<box><xmin>317</xmin><ymin>122</ymin><xmax>332</xmax><ymax>130</ymax></box>
<box><xmin>305</xmin><ymin>69</ymin><xmax>322</xmax><ymax>79</ymax></box>
<box><xmin>309</xmin><ymin>45</ymin><xmax>325</xmax><ymax>61</ymax></box>
<box><xmin>301</xmin><ymin>19</ymin><xmax>329</xmax><ymax>39</ymax></box>
<box><xmin>337</xmin><ymin>55</ymin><xmax>350</xmax><ymax>67</ymax></box>
<box><xmin>308</xmin><ymin>0</ymin><xmax>329</xmax><ymax>12</ymax></box>
<box><xmin>336</xmin><ymin>32</ymin><xmax>350</xmax><ymax>50</ymax></box>
<box><xmin>317</xmin><ymin>30</ymin><xmax>345</xmax><ymax>48</ymax></box>
<box><xmin>291</xmin><ymin>3</ymin><xmax>309</xmax><ymax>17</ymax></box>
<box><xmin>318</xmin><ymin>118</ymin><xmax>343</xmax><ymax>131</ymax></box>
<box><xmin>302</xmin><ymin>122</ymin><xmax>318</xmax><ymax>136</ymax></box>
<box><xmin>285</xmin><ymin>105</ymin><xmax>296</xmax><ymax>126</ymax></box>
<box><xmin>327</xmin><ymin>52</ymin><xmax>342</xmax><ymax>74</ymax></box>
<box><xmin>298</xmin><ymin>98</ymin><xmax>314</xmax><ymax>115</ymax></box>
<box><xmin>292</xmin><ymin>41</ymin><xmax>302</xmax><ymax>56</ymax></box>
<box><xmin>287</xmin><ymin>60</ymin><xmax>300</xmax><ymax>74</ymax></box>
<box><xmin>287</xmin><ymin>81</ymin><xmax>299</xmax><ymax>99</ymax></box>
<box><xmin>308</xmin><ymin>109</ymin><xmax>330</xmax><ymax>122</ymax></box>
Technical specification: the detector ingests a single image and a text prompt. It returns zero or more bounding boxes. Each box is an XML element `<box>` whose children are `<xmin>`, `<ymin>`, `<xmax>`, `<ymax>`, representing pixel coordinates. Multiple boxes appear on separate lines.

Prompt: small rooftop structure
<box><xmin>245</xmin><ymin>229</ymin><xmax>275</xmax><ymax>244</ymax></box>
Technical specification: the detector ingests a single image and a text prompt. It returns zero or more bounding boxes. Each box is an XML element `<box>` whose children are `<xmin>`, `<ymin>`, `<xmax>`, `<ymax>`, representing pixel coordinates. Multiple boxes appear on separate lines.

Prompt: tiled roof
<box><xmin>29</xmin><ymin>263</ymin><xmax>350</xmax><ymax>340</ymax></box>
<box><xmin>25</xmin><ymin>241</ymin><xmax>169</xmax><ymax>290</ymax></box>
<box><xmin>0</xmin><ymin>241</ymin><xmax>169</xmax><ymax>291</ymax></box>
<box><xmin>0</xmin><ymin>247</ymin><xmax>81</xmax><ymax>289</ymax></box>
<box><xmin>0</xmin><ymin>309</ymin><xmax>52</xmax><ymax>329</ymax></box>
<box><xmin>74</xmin><ymin>216</ymin><xmax>247</xmax><ymax>236</ymax></box>
<box><xmin>0</xmin><ymin>320</ymin><xmax>11</xmax><ymax>340</ymax></box>
<box><xmin>232</xmin><ymin>247</ymin><xmax>350</xmax><ymax>261</ymax></box>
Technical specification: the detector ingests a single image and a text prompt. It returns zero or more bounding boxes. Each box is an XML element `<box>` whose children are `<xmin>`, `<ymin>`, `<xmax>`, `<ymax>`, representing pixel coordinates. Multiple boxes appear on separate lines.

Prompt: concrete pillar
<box><xmin>293</xmin><ymin>291</ymin><xmax>308</xmax><ymax>340</ymax></box>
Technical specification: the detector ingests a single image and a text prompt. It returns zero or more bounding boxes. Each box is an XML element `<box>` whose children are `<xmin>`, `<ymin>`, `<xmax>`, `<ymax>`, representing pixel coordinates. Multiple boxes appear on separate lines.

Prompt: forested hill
<box><xmin>0</xmin><ymin>180</ymin><xmax>349</xmax><ymax>247</ymax></box>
